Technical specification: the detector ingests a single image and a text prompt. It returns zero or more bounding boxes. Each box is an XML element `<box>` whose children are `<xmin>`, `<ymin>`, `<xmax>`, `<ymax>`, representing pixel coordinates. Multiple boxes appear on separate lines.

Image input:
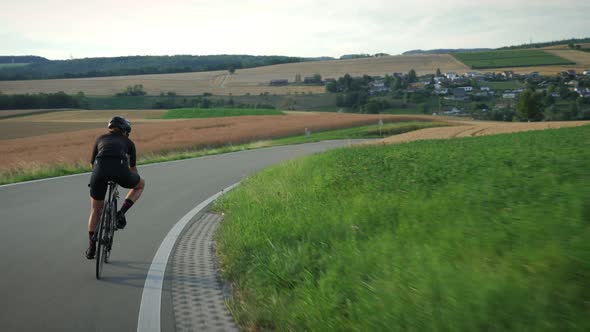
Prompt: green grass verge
<box><xmin>0</xmin><ymin>121</ymin><xmax>442</xmax><ymax>185</ymax></box>
<box><xmin>484</xmin><ymin>81</ymin><xmax>524</xmax><ymax>90</ymax></box>
<box><xmin>271</xmin><ymin>121</ymin><xmax>442</xmax><ymax>145</ymax></box>
<box><xmin>452</xmin><ymin>50</ymin><xmax>575</xmax><ymax>69</ymax></box>
<box><xmin>161</xmin><ymin>108</ymin><xmax>284</xmax><ymax>119</ymax></box>
<box><xmin>215</xmin><ymin>125</ymin><xmax>590</xmax><ymax>331</ymax></box>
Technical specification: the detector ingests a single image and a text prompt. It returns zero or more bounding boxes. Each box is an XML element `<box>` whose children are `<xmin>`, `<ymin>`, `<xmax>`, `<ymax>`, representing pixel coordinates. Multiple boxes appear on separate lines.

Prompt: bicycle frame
<box><xmin>95</xmin><ymin>181</ymin><xmax>119</xmax><ymax>279</ymax></box>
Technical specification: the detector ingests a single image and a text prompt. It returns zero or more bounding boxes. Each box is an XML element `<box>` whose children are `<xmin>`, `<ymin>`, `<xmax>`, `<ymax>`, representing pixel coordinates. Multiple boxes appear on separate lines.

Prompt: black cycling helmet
<box><xmin>108</xmin><ymin>116</ymin><xmax>131</xmax><ymax>135</ymax></box>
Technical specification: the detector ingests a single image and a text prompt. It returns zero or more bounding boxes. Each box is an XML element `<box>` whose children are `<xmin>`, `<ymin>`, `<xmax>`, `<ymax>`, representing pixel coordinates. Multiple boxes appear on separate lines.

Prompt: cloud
<box><xmin>1</xmin><ymin>0</ymin><xmax>589</xmax><ymax>58</ymax></box>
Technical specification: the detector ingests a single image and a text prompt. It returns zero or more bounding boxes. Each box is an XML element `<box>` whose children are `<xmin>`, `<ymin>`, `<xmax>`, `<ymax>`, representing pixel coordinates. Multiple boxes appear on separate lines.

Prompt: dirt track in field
<box><xmin>0</xmin><ymin>113</ymin><xmax>428</xmax><ymax>172</ymax></box>
<box><xmin>372</xmin><ymin>120</ymin><xmax>590</xmax><ymax>145</ymax></box>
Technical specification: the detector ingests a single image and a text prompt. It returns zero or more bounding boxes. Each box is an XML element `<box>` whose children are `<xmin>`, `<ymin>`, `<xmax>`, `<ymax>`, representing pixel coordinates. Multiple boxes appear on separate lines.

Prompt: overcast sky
<box><xmin>1</xmin><ymin>0</ymin><xmax>589</xmax><ymax>59</ymax></box>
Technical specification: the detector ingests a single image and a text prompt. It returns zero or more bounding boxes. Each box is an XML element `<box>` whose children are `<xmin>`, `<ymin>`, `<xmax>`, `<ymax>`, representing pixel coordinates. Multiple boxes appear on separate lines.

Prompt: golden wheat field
<box><xmin>373</xmin><ymin>120</ymin><xmax>590</xmax><ymax>145</ymax></box>
<box><xmin>0</xmin><ymin>112</ymin><xmax>431</xmax><ymax>171</ymax></box>
<box><xmin>0</xmin><ymin>54</ymin><xmax>470</xmax><ymax>96</ymax></box>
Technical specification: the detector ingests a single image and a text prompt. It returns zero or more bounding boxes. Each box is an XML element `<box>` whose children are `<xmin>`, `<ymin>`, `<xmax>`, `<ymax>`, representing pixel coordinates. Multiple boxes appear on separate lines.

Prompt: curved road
<box><xmin>0</xmin><ymin>140</ymin><xmax>359</xmax><ymax>331</ymax></box>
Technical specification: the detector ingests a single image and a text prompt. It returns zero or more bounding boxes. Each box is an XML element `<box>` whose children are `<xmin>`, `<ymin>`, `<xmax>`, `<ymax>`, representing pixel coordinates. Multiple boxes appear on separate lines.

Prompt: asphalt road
<box><xmin>0</xmin><ymin>140</ymin><xmax>361</xmax><ymax>331</ymax></box>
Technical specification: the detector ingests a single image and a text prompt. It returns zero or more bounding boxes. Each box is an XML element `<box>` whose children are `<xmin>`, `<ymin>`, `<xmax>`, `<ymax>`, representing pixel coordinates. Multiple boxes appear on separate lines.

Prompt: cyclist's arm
<box><xmin>90</xmin><ymin>138</ymin><xmax>99</xmax><ymax>169</ymax></box>
<box><xmin>130</xmin><ymin>166</ymin><xmax>138</xmax><ymax>173</ymax></box>
<box><xmin>128</xmin><ymin>139</ymin><xmax>137</xmax><ymax>169</ymax></box>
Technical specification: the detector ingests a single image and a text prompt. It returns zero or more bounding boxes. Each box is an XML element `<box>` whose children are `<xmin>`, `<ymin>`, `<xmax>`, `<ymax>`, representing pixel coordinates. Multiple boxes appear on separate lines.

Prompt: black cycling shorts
<box><xmin>89</xmin><ymin>157</ymin><xmax>140</xmax><ymax>200</ymax></box>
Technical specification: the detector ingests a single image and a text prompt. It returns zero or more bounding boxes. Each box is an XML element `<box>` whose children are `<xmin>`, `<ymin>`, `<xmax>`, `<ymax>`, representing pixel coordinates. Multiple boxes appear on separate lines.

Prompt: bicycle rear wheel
<box><xmin>105</xmin><ymin>200</ymin><xmax>116</xmax><ymax>263</ymax></box>
<box><xmin>95</xmin><ymin>205</ymin><xmax>109</xmax><ymax>279</ymax></box>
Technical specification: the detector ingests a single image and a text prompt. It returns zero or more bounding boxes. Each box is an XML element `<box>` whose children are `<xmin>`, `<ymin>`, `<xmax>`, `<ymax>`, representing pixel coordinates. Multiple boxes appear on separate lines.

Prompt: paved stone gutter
<box><xmin>171</xmin><ymin>213</ymin><xmax>238</xmax><ymax>332</ymax></box>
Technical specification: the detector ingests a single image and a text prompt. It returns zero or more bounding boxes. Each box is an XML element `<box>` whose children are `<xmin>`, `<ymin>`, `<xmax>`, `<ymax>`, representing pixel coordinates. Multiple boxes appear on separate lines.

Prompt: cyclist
<box><xmin>86</xmin><ymin>116</ymin><xmax>146</xmax><ymax>259</ymax></box>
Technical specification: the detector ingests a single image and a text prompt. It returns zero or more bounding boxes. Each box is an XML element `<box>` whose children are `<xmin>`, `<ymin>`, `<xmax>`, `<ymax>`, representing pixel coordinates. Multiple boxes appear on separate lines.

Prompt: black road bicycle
<box><xmin>93</xmin><ymin>180</ymin><xmax>119</xmax><ymax>279</ymax></box>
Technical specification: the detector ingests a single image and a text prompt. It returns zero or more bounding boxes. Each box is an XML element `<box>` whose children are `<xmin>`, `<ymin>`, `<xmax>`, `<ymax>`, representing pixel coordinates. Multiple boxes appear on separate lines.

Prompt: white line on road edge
<box><xmin>137</xmin><ymin>182</ymin><xmax>240</xmax><ymax>332</ymax></box>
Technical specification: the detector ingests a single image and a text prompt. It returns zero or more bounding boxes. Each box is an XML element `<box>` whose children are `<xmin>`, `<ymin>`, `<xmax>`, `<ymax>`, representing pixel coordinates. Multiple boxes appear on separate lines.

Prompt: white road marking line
<box><xmin>136</xmin><ymin>182</ymin><xmax>239</xmax><ymax>332</ymax></box>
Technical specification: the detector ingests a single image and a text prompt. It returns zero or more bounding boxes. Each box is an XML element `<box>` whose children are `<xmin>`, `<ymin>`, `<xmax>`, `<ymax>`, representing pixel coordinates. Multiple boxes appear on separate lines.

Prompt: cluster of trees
<box><xmin>469</xmin><ymin>88</ymin><xmax>590</xmax><ymax>122</ymax></box>
<box><xmin>0</xmin><ymin>92</ymin><xmax>85</xmax><ymax>110</ymax></box>
<box><xmin>327</xmin><ymin>74</ymin><xmax>371</xmax><ymax>111</ymax></box>
<box><xmin>116</xmin><ymin>85</ymin><xmax>147</xmax><ymax>97</ymax></box>
<box><xmin>152</xmin><ymin>95</ymin><xmax>275</xmax><ymax>110</ymax></box>
<box><xmin>499</xmin><ymin>37</ymin><xmax>590</xmax><ymax>50</ymax></box>
<box><xmin>325</xmin><ymin>70</ymin><xmax>424</xmax><ymax>113</ymax></box>
<box><xmin>515</xmin><ymin>89</ymin><xmax>590</xmax><ymax>121</ymax></box>
<box><xmin>0</xmin><ymin>55</ymin><xmax>308</xmax><ymax>80</ymax></box>
<box><xmin>339</xmin><ymin>53</ymin><xmax>390</xmax><ymax>59</ymax></box>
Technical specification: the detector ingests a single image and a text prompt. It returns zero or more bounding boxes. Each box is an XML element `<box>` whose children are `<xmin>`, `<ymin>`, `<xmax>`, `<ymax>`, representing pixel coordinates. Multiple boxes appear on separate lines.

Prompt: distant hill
<box><xmin>0</xmin><ymin>56</ymin><xmax>49</xmax><ymax>64</ymax></box>
<box><xmin>0</xmin><ymin>55</ymin><xmax>319</xmax><ymax>81</ymax></box>
<box><xmin>403</xmin><ymin>49</ymin><xmax>492</xmax><ymax>55</ymax></box>
<box><xmin>499</xmin><ymin>37</ymin><xmax>590</xmax><ymax>50</ymax></box>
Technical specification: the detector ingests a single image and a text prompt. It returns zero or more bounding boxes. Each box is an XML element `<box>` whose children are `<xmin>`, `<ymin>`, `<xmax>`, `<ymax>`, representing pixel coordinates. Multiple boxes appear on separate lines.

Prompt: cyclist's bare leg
<box><xmin>88</xmin><ymin>198</ymin><xmax>104</xmax><ymax>232</ymax></box>
<box><xmin>126</xmin><ymin>177</ymin><xmax>145</xmax><ymax>202</ymax></box>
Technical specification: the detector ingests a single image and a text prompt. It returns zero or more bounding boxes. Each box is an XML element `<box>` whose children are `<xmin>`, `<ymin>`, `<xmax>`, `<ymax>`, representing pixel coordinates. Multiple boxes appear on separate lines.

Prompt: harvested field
<box><xmin>374</xmin><ymin>120</ymin><xmax>590</xmax><ymax>145</ymax></box>
<box><xmin>542</xmin><ymin>43</ymin><xmax>590</xmax><ymax>50</ymax></box>
<box><xmin>0</xmin><ymin>113</ymin><xmax>429</xmax><ymax>172</ymax></box>
<box><xmin>0</xmin><ymin>109</ymin><xmax>75</xmax><ymax>119</ymax></box>
<box><xmin>2</xmin><ymin>109</ymin><xmax>167</xmax><ymax>123</ymax></box>
<box><xmin>0</xmin><ymin>121</ymin><xmax>105</xmax><ymax>139</ymax></box>
<box><xmin>0</xmin><ymin>55</ymin><xmax>469</xmax><ymax>96</ymax></box>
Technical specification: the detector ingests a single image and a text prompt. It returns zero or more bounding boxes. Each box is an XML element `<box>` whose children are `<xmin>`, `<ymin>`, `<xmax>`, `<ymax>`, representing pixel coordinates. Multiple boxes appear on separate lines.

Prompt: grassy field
<box><xmin>271</xmin><ymin>121</ymin><xmax>443</xmax><ymax>145</ymax></box>
<box><xmin>452</xmin><ymin>50</ymin><xmax>575</xmax><ymax>69</ymax></box>
<box><xmin>215</xmin><ymin>125</ymin><xmax>590</xmax><ymax>331</ymax></box>
<box><xmin>161</xmin><ymin>108</ymin><xmax>284</xmax><ymax>119</ymax></box>
<box><xmin>483</xmin><ymin>81</ymin><xmax>524</xmax><ymax>90</ymax></box>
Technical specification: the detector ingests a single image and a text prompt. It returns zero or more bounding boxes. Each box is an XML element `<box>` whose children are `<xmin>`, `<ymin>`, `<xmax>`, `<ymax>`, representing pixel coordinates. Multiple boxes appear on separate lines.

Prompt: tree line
<box><xmin>0</xmin><ymin>56</ymin><xmax>49</xmax><ymax>64</ymax></box>
<box><xmin>0</xmin><ymin>55</ymin><xmax>308</xmax><ymax>80</ymax></box>
<box><xmin>0</xmin><ymin>92</ymin><xmax>85</xmax><ymax>110</ymax></box>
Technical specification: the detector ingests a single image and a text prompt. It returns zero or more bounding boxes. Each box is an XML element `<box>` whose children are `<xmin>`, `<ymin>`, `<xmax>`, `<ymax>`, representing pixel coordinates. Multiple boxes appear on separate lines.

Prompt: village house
<box><xmin>445</xmin><ymin>72</ymin><xmax>460</xmax><ymax>81</ymax></box>
<box><xmin>369</xmin><ymin>79</ymin><xmax>389</xmax><ymax>95</ymax></box>
<box><xmin>464</xmin><ymin>72</ymin><xmax>481</xmax><ymax>78</ymax></box>
<box><xmin>269</xmin><ymin>79</ymin><xmax>289</xmax><ymax>86</ymax></box>
<box><xmin>501</xmin><ymin>71</ymin><xmax>515</xmax><ymax>79</ymax></box>
<box><xmin>574</xmin><ymin>87</ymin><xmax>590</xmax><ymax>98</ymax></box>
<box><xmin>526</xmin><ymin>72</ymin><xmax>540</xmax><ymax>79</ymax></box>
<box><xmin>502</xmin><ymin>93</ymin><xmax>516</xmax><ymax>99</ymax></box>
<box><xmin>442</xmin><ymin>107</ymin><xmax>463</xmax><ymax>116</ymax></box>
<box><xmin>434</xmin><ymin>88</ymin><xmax>449</xmax><ymax>95</ymax></box>
<box><xmin>567</xmin><ymin>80</ymin><xmax>579</xmax><ymax>90</ymax></box>
<box><xmin>303</xmin><ymin>76</ymin><xmax>322</xmax><ymax>84</ymax></box>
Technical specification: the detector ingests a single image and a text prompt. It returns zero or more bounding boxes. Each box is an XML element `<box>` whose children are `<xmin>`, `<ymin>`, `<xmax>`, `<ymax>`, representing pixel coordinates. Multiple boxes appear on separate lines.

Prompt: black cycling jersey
<box><xmin>90</xmin><ymin>132</ymin><xmax>136</xmax><ymax>167</ymax></box>
<box><xmin>89</xmin><ymin>132</ymin><xmax>139</xmax><ymax>200</ymax></box>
